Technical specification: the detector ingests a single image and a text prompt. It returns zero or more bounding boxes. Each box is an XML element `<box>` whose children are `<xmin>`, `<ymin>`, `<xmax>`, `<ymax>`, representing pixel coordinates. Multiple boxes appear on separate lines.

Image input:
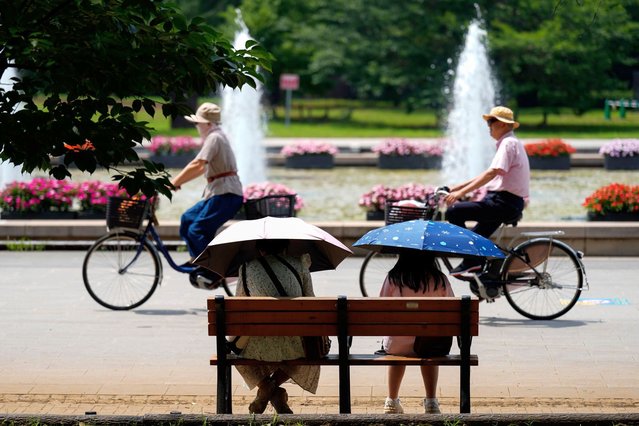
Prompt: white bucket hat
<box><xmin>184</xmin><ymin>102</ymin><xmax>221</xmax><ymax>124</ymax></box>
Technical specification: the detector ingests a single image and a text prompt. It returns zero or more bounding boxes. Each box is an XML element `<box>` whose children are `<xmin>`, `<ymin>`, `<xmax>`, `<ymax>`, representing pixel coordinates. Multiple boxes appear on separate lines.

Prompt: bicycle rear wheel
<box><xmin>83</xmin><ymin>231</ymin><xmax>161</xmax><ymax>310</ymax></box>
<box><xmin>502</xmin><ymin>238</ymin><xmax>583</xmax><ymax>320</ymax></box>
<box><xmin>359</xmin><ymin>251</ymin><xmax>399</xmax><ymax>296</ymax></box>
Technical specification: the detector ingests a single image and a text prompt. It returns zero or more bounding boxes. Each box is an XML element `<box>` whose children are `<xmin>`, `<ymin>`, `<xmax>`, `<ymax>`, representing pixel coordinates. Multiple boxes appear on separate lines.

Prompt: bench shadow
<box><xmin>134</xmin><ymin>308</ymin><xmax>207</xmax><ymax>316</ymax></box>
<box><xmin>479</xmin><ymin>316</ymin><xmax>595</xmax><ymax>328</ymax></box>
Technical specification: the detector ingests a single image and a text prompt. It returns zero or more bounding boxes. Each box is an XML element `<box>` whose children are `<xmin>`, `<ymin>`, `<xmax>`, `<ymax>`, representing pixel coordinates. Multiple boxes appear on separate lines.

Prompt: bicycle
<box><xmin>358</xmin><ymin>191</ymin><xmax>589</xmax><ymax>320</ymax></box>
<box><xmin>82</xmin><ymin>194</ymin><xmax>296</xmax><ymax>310</ymax></box>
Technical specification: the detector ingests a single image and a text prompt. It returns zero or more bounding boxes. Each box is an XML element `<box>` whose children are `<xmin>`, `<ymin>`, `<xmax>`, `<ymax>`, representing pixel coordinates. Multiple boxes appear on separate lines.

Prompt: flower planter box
<box><xmin>423</xmin><ymin>156</ymin><xmax>442</xmax><ymax>169</ymax></box>
<box><xmin>528</xmin><ymin>155</ymin><xmax>571</xmax><ymax>170</ymax></box>
<box><xmin>0</xmin><ymin>211</ymin><xmax>77</xmax><ymax>220</ymax></box>
<box><xmin>149</xmin><ymin>153</ymin><xmax>194</xmax><ymax>168</ymax></box>
<box><xmin>603</xmin><ymin>155</ymin><xmax>639</xmax><ymax>171</ymax></box>
<box><xmin>366</xmin><ymin>210</ymin><xmax>385</xmax><ymax>221</ymax></box>
<box><xmin>587</xmin><ymin>211</ymin><xmax>639</xmax><ymax>221</ymax></box>
<box><xmin>378</xmin><ymin>154</ymin><xmax>441</xmax><ymax>170</ymax></box>
<box><xmin>285</xmin><ymin>154</ymin><xmax>334</xmax><ymax>169</ymax></box>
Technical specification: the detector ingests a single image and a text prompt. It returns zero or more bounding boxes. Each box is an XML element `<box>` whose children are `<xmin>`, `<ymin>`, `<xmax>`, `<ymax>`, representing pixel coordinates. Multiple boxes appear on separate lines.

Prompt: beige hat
<box><xmin>482</xmin><ymin>106</ymin><xmax>519</xmax><ymax>128</ymax></box>
<box><xmin>184</xmin><ymin>102</ymin><xmax>221</xmax><ymax>124</ymax></box>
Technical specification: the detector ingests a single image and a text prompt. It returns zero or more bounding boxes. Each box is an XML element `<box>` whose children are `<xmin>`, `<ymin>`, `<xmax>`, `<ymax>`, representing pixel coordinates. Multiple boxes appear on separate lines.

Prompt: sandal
<box><xmin>248</xmin><ymin>379</ymin><xmax>277</xmax><ymax>414</ymax></box>
<box><xmin>269</xmin><ymin>387</ymin><xmax>293</xmax><ymax>414</ymax></box>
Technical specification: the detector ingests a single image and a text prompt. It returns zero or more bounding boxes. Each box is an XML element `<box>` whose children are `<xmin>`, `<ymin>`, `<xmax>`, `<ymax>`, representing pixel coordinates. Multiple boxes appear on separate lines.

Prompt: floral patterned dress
<box><xmin>234</xmin><ymin>253</ymin><xmax>320</xmax><ymax>393</ymax></box>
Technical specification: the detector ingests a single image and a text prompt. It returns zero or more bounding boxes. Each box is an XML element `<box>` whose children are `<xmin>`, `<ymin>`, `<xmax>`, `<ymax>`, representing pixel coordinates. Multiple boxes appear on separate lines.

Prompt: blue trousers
<box><xmin>180</xmin><ymin>193</ymin><xmax>243</xmax><ymax>258</ymax></box>
<box><xmin>446</xmin><ymin>191</ymin><xmax>524</xmax><ymax>238</ymax></box>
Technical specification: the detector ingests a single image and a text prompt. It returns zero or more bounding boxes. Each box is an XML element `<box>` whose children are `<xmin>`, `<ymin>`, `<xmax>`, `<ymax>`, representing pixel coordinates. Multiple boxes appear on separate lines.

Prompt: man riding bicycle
<box><xmin>170</xmin><ymin>102</ymin><xmax>244</xmax><ymax>286</ymax></box>
<box><xmin>444</xmin><ymin>106</ymin><xmax>530</xmax><ymax>277</ymax></box>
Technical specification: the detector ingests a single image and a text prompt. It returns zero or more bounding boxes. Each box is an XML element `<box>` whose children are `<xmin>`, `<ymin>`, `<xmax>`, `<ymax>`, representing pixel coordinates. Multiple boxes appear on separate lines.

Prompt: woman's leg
<box><xmin>269</xmin><ymin>369</ymin><xmax>294</xmax><ymax>414</ymax></box>
<box><xmin>384</xmin><ymin>365</ymin><xmax>406</xmax><ymax>413</ymax></box>
<box><xmin>248</xmin><ymin>375</ymin><xmax>278</xmax><ymax>414</ymax></box>
<box><xmin>421</xmin><ymin>365</ymin><xmax>442</xmax><ymax>413</ymax></box>
<box><xmin>420</xmin><ymin>365</ymin><xmax>439</xmax><ymax>398</ymax></box>
<box><xmin>387</xmin><ymin>365</ymin><xmax>406</xmax><ymax>399</ymax></box>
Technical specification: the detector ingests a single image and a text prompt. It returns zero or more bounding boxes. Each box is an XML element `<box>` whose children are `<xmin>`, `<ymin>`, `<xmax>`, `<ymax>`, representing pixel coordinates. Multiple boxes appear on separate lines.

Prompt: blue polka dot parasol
<box><xmin>353</xmin><ymin>219</ymin><xmax>505</xmax><ymax>258</ymax></box>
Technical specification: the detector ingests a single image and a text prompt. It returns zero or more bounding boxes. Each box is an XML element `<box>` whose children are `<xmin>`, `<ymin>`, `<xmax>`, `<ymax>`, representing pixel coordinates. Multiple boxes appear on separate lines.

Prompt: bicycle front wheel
<box><xmin>502</xmin><ymin>238</ymin><xmax>583</xmax><ymax>320</ymax></box>
<box><xmin>83</xmin><ymin>231</ymin><xmax>162</xmax><ymax>310</ymax></box>
<box><xmin>359</xmin><ymin>251</ymin><xmax>398</xmax><ymax>296</ymax></box>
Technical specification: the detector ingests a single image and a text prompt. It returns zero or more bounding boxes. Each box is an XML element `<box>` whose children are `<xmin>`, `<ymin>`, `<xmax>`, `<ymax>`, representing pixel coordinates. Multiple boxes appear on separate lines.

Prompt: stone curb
<box><xmin>3</xmin><ymin>412</ymin><xmax>639</xmax><ymax>425</ymax></box>
<box><xmin>3</xmin><ymin>220</ymin><xmax>639</xmax><ymax>256</ymax></box>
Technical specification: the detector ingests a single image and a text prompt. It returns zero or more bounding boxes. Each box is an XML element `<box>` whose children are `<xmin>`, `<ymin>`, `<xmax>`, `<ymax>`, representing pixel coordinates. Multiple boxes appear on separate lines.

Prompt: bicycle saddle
<box><xmin>502</xmin><ymin>213</ymin><xmax>523</xmax><ymax>227</ymax></box>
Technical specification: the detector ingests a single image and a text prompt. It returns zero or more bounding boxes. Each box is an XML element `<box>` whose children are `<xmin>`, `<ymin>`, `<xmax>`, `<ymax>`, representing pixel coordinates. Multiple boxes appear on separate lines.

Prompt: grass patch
<box><xmin>5</xmin><ymin>238</ymin><xmax>46</xmax><ymax>251</ymax></box>
<box><xmin>139</xmin><ymin>98</ymin><xmax>639</xmax><ymax>139</ymax></box>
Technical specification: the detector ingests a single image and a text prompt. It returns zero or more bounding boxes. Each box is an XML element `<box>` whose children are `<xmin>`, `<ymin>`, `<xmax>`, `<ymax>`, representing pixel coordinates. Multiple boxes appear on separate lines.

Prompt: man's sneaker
<box><xmin>423</xmin><ymin>398</ymin><xmax>441</xmax><ymax>414</ymax></box>
<box><xmin>383</xmin><ymin>397</ymin><xmax>404</xmax><ymax>414</ymax></box>
<box><xmin>450</xmin><ymin>261</ymin><xmax>483</xmax><ymax>276</ymax></box>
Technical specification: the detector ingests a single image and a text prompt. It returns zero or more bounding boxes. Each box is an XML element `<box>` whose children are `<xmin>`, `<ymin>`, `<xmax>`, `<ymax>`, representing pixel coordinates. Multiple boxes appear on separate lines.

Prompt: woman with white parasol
<box><xmin>195</xmin><ymin>216</ymin><xmax>352</xmax><ymax>414</ymax></box>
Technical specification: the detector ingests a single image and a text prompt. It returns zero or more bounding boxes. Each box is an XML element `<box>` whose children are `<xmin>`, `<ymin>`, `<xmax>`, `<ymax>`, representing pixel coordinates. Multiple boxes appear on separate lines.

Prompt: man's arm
<box><xmin>170</xmin><ymin>158</ymin><xmax>207</xmax><ymax>190</ymax></box>
<box><xmin>445</xmin><ymin>167</ymin><xmax>500</xmax><ymax>205</ymax></box>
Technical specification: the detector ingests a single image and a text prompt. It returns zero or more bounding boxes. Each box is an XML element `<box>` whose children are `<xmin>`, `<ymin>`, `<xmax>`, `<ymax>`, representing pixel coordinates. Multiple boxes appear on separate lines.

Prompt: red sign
<box><xmin>279</xmin><ymin>73</ymin><xmax>300</xmax><ymax>90</ymax></box>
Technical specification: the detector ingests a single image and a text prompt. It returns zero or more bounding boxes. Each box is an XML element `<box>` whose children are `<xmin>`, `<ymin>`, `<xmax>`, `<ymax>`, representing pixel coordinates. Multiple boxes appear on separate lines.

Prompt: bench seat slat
<box><xmin>210</xmin><ymin>323</ymin><xmax>478</xmax><ymax>337</ymax></box>
<box><xmin>207</xmin><ymin>297</ymin><xmax>338</xmax><ymax>312</ymax></box>
<box><xmin>211</xmin><ymin>311</ymin><xmax>475</xmax><ymax>325</ymax></box>
<box><xmin>211</xmin><ymin>353</ymin><xmax>478</xmax><ymax>367</ymax></box>
<box><xmin>345</xmin><ymin>298</ymin><xmax>478</xmax><ymax>312</ymax></box>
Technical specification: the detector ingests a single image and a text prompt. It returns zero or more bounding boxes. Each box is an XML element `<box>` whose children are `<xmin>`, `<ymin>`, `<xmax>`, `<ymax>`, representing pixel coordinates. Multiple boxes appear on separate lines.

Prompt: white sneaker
<box><xmin>424</xmin><ymin>398</ymin><xmax>441</xmax><ymax>414</ymax></box>
<box><xmin>383</xmin><ymin>397</ymin><xmax>404</xmax><ymax>414</ymax></box>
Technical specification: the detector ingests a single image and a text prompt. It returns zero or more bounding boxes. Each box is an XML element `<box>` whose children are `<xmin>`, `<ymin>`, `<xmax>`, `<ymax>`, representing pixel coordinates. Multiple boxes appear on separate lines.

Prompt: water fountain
<box><xmin>441</xmin><ymin>12</ymin><xmax>497</xmax><ymax>184</ymax></box>
<box><xmin>0</xmin><ymin>64</ymin><xmax>30</xmax><ymax>189</ymax></box>
<box><xmin>221</xmin><ymin>10</ymin><xmax>267</xmax><ymax>186</ymax></box>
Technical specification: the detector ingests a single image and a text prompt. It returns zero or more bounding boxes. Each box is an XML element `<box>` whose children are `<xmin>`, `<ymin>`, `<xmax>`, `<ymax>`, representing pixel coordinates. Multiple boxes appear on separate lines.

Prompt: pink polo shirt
<box><xmin>485</xmin><ymin>131</ymin><xmax>530</xmax><ymax>199</ymax></box>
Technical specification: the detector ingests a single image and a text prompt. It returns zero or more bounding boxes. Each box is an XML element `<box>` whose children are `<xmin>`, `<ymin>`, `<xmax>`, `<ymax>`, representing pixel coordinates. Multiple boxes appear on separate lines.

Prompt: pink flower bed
<box><xmin>75</xmin><ymin>181</ymin><xmax>129</xmax><ymax>211</ymax></box>
<box><xmin>0</xmin><ymin>178</ymin><xmax>76</xmax><ymax>213</ymax></box>
<box><xmin>372</xmin><ymin>138</ymin><xmax>445</xmax><ymax>156</ymax></box>
<box><xmin>1</xmin><ymin>178</ymin><xmax>132</xmax><ymax>213</ymax></box>
<box><xmin>280</xmin><ymin>140</ymin><xmax>339</xmax><ymax>157</ymax></box>
<box><xmin>149</xmin><ymin>136</ymin><xmax>201</xmax><ymax>155</ymax></box>
<box><xmin>359</xmin><ymin>182</ymin><xmax>486</xmax><ymax>212</ymax></box>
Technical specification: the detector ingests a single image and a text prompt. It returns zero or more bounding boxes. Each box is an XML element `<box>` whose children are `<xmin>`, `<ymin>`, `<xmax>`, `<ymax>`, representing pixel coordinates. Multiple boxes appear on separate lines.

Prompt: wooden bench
<box><xmin>208</xmin><ymin>295</ymin><xmax>479</xmax><ymax>414</ymax></box>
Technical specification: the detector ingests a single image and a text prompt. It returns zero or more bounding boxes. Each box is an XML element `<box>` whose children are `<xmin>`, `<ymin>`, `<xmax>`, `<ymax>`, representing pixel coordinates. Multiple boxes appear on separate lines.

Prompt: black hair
<box><xmin>255</xmin><ymin>239</ymin><xmax>289</xmax><ymax>255</ymax></box>
<box><xmin>387</xmin><ymin>249</ymin><xmax>447</xmax><ymax>293</ymax></box>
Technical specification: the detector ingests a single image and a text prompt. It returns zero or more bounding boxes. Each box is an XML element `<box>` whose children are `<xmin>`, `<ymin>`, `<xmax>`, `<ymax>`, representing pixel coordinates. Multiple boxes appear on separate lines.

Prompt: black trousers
<box><xmin>446</xmin><ymin>191</ymin><xmax>525</xmax><ymax>238</ymax></box>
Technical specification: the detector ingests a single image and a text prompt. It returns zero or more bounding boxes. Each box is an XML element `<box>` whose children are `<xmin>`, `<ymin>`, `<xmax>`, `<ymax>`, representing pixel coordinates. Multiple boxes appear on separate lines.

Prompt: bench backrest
<box><xmin>207</xmin><ymin>296</ymin><xmax>479</xmax><ymax>338</ymax></box>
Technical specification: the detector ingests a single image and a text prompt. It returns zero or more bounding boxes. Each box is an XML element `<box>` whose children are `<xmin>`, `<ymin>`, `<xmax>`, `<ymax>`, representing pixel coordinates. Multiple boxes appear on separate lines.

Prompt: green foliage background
<box><xmin>180</xmin><ymin>0</ymin><xmax>639</xmax><ymax>119</ymax></box>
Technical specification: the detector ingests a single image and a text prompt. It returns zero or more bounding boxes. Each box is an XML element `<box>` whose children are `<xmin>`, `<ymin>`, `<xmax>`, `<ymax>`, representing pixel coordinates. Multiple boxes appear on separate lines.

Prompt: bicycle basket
<box><xmin>106</xmin><ymin>197</ymin><xmax>149</xmax><ymax>230</ymax></box>
<box><xmin>244</xmin><ymin>194</ymin><xmax>296</xmax><ymax>219</ymax></box>
<box><xmin>384</xmin><ymin>199</ymin><xmax>434</xmax><ymax>224</ymax></box>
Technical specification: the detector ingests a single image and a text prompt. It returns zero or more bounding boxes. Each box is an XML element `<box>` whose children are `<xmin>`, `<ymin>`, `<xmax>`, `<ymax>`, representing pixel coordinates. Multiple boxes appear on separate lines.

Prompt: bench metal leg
<box><xmin>460</xmin><ymin>295</ymin><xmax>471</xmax><ymax>413</ymax></box>
<box><xmin>215</xmin><ymin>296</ymin><xmax>232</xmax><ymax>414</ymax></box>
<box><xmin>460</xmin><ymin>362</ymin><xmax>470</xmax><ymax>413</ymax></box>
<box><xmin>224</xmin><ymin>365</ymin><xmax>232</xmax><ymax>413</ymax></box>
<box><xmin>216</xmin><ymin>364</ymin><xmax>230</xmax><ymax>413</ymax></box>
<box><xmin>337</xmin><ymin>295</ymin><xmax>351</xmax><ymax>413</ymax></box>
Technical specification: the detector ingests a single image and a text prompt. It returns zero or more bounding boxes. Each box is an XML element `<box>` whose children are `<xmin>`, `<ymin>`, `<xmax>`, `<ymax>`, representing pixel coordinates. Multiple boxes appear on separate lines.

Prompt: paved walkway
<box><xmin>1</xmin><ymin>252</ymin><xmax>638</xmax><ymax>416</ymax></box>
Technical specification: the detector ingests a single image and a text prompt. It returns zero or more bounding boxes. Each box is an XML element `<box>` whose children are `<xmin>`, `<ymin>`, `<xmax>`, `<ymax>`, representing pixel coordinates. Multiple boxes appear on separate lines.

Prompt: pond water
<box><xmin>75</xmin><ymin>167</ymin><xmax>637</xmax><ymax>222</ymax></box>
